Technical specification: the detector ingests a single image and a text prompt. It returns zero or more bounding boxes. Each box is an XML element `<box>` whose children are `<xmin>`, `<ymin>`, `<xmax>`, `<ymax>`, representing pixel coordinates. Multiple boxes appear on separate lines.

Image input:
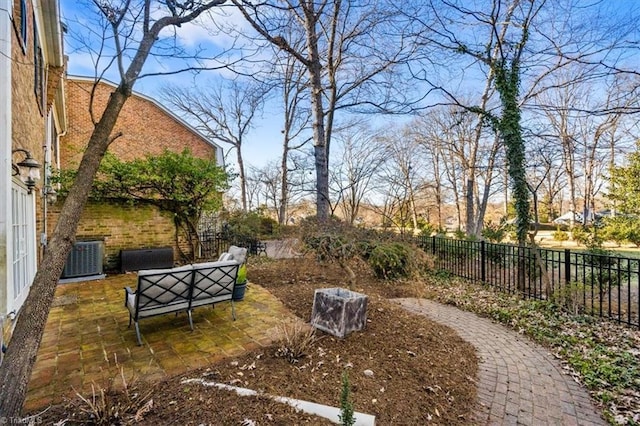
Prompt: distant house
<box><xmin>552</xmin><ymin>210</ymin><xmax>603</xmax><ymax>226</ymax></box>
<box><xmin>49</xmin><ymin>76</ymin><xmax>225</xmax><ymax>270</ymax></box>
<box><xmin>1</xmin><ymin>1</ymin><xmax>66</xmax><ymax>351</ymax></box>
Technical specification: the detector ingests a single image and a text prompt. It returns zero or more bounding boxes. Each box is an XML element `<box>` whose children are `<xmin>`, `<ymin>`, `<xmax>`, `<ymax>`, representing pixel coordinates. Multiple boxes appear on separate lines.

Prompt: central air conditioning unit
<box><xmin>61</xmin><ymin>241</ymin><xmax>104</xmax><ymax>279</ymax></box>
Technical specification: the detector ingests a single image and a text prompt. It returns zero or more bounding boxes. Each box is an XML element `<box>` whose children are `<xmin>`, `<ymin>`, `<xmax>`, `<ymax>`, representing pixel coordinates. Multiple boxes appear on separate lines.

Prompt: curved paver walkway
<box><xmin>393</xmin><ymin>298</ymin><xmax>606</xmax><ymax>426</ymax></box>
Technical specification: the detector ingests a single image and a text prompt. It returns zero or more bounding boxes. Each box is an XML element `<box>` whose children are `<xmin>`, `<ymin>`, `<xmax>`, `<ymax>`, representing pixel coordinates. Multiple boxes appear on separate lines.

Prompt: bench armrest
<box><xmin>124</xmin><ymin>286</ymin><xmax>135</xmax><ymax>307</ymax></box>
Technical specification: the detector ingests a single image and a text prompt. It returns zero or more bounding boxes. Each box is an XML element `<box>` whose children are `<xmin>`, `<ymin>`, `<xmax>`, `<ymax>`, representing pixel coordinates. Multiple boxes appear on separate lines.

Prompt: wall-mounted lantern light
<box><xmin>12</xmin><ymin>148</ymin><xmax>41</xmax><ymax>194</ymax></box>
<box><xmin>43</xmin><ymin>185</ymin><xmax>57</xmax><ymax>204</ymax></box>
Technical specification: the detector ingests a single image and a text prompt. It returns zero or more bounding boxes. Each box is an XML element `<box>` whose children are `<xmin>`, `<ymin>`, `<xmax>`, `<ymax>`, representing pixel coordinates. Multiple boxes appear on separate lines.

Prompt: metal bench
<box><xmin>124</xmin><ymin>260</ymin><xmax>240</xmax><ymax>345</ymax></box>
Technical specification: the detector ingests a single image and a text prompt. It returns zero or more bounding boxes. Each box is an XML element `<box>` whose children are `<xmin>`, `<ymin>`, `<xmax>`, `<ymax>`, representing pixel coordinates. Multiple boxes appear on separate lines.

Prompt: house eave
<box><xmin>67</xmin><ymin>75</ymin><xmax>225</xmax><ymax>167</ymax></box>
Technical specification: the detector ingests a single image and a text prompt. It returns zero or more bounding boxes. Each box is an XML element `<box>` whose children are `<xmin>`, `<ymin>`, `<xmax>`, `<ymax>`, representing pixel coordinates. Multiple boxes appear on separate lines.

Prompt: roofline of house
<box><xmin>67</xmin><ymin>75</ymin><xmax>225</xmax><ymax>167</ymax></box>
<box><xmin>40</xmin><ymin>0</ymin><xmax>67</xmax><ymax>133</ymax></box>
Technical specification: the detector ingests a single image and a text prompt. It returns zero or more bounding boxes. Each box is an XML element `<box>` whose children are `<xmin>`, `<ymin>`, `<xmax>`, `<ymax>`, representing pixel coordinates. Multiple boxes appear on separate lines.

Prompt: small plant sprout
<box><xmin>339</xmin><ymin>370</ymin><xmax>355</xmax><ymax>426</ymax></box>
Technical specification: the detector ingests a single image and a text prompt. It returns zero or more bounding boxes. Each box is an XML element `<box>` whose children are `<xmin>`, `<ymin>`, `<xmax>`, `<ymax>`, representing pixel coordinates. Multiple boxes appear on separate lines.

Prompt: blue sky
<box><xmin>59</xmin><ymin>0</ymin><xmax>639</xmax><ymax>174</ymax></box>
<box><xmin>60</xmin><ymin>0</ymin><xmax>291</xmax><ymax>170</ymax></box>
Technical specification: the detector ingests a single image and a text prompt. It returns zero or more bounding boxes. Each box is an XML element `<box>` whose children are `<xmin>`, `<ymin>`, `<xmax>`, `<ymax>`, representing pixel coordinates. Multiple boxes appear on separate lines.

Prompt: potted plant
<box><xmin>233</xmin><ymin>263</ymin><xmax>248</xmax><ymax>301</ymax></box>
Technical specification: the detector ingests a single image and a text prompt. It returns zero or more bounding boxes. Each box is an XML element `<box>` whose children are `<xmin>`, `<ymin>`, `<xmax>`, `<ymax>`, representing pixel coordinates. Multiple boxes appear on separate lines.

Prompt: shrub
<box><xmin>572</xmin><ymin>225</ymin><xmax>603</xmax><ymax>248</ymax></box>
<box><xmin>453</xmin><ymin>228</ymin><xmax>467</xmax><ymax>240</ymax></box>
<box><xmin>274</xmin><ymin>323</ymin><xmax>317</xmax><ymax>364</ymax></box>
<box><xmin>224</xmin><ymin>210</ymin><xmax>278</xmax><ymax>240</ymax></box>
<box><xmin>580</xmin><ymin>247</ymin><xmax>621</xmax><ymax>290</ymax></box>
<box><xmin>366</xmin><ymin>242</ymin><xmax>412</xmax><ymax>279</ymax></box>
<box><xmin>301</xmin><ymin>221</ymin><xmax>429</xmax><ymax>283</ymax></box>
<box><xmin>552</xmin><ymin>281</ymin><xmax>586</xmax><ymax>315</ymax></box>
<box><xmin>301</xmin><ymin>220</ymin><xmax>366</xmax><ymax>289</ymax></box>
<box><xmin>482</xmin><ymin>221</ymin><xmax>507</xmax><ymax>243</ymax></box>
<box><xmin>601</xmin><ymin>216</ymin><xmax>640</xmax><ymax>247</ymax></box>
<box><xmin>417</xmin><ymin>220</ymin><xmax>435</xmax><ymax>236</ymax></box>
<box><xmin>552</xmin><ymin>227</ymin><xmax>569</xmax><ymax>242</ymax></box>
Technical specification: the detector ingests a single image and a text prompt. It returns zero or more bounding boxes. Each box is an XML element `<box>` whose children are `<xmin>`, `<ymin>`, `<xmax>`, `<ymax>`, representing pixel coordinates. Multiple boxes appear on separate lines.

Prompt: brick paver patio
<box><xmin>24</xmin><ymin>274</ymin><xmax>302</xmax><ymax>412</ymax></box>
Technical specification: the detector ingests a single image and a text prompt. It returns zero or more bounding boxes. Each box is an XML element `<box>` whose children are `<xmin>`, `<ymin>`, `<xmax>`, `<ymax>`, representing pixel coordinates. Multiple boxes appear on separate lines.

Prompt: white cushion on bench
<box><xmin>191</xmin><ymin>260</ymin><xmax>240</xmax><ymax>308</ymax></box>
<box><xmin>137</xmin><ymin>264</ymin><xmax>193</xmax><ymax>276</ymax></box>
<box><xmin>131</xmin><ymin>264</ymin><xmax>193</xmax><ymax>319</ymax></box>
<box><xmin>228</xmin><ymin>245</ymin><xmax>247</xmax><ymax>264</ymax></box>
<box><xmin>218</xmin><ymin>252</ymin><xmax>234</xmax><ymax>262</ymax></box>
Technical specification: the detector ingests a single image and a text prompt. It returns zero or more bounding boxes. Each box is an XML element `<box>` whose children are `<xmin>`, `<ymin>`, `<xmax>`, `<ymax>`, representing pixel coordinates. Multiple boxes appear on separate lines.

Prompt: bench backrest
<box><xmin>190</xmin><ymin>260</ymin><xmax>240</xmax><ymax>308</ymax></box>
<box><xmin>135</xmin><ymin>264</ymin><xmax>193</xmax><ymax>318</ymax></box>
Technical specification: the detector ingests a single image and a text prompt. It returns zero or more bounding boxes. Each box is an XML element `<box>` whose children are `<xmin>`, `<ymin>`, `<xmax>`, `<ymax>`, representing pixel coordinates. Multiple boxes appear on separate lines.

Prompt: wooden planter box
<box><xmin>311</xmin><ymin>288</ymin><xmax>368</xmax><ymax>338</ymax></box>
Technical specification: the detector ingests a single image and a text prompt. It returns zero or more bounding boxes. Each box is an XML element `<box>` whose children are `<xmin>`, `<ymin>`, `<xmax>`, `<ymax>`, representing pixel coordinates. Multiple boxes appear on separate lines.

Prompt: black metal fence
<box><xmin>416</xmin><ymin>236</ymin><xmax>640</xmax><ymax>328</ymax></box>
<box><xmin>197</xmin><ymin>213</ymin><xmax>268</xmax><ymax>260</ymax></box>
<box><xmin>199</xmin><ymin>232</ymin><xmax>266</xmax><ymax>259</ymax></box>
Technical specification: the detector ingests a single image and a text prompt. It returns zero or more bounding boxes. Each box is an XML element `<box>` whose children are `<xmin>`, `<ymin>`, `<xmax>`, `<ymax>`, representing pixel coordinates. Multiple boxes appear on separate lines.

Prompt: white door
<box><xmin>11</xmin><ymin>182</ymin><xmax>36</xmax><ymax>312</ymax></box>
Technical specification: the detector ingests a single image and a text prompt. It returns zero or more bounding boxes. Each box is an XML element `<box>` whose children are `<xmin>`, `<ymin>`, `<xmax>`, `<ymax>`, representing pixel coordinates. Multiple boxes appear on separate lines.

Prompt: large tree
<box><xmin>408</xmin><ymin>0</ymin><xmax>638</xmax><ymax>242</ymax></box>
<box><xmin>229</xmin><ymin>0</ymin><xmax>416</xmax><ymax>221</ymax></box>
<box><xmin>161</xmin><ymin>79</ymin><xmax>268</xmax><ymax>212</ymax></box>
<box><xmin>94</xmin><ymin>150</ymin><xmax>228</xmax><ymax>260</ymax></box>
<box><xmin>0</xmin><ymin>0</ymin><xmax>228</xmax><ymax>416</ymax></box>
<box><xmin>409</xmin><ymin>106</ymin><xmax>502</xmax><ymax>235</ymax></box>
<box><xmin>410</xmin><ymin>0</ymin><xmax>547</xmax><ymax>243</ymax></box>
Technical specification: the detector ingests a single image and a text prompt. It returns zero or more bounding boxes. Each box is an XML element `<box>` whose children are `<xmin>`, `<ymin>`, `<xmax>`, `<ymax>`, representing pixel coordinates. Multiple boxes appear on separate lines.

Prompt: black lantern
<box><xmin>12</xmin><ymin>148</ymin><xmax>41</xmax><ymax>193</ymax></box>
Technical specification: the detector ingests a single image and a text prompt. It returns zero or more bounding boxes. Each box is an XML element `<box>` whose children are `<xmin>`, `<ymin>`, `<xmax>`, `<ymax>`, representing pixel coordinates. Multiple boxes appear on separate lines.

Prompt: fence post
<box><xmin>432</xmin><ymin>235</ymin><xmax>436</xmax><ymax>256</ymax></box>
<box><xmin>564</xmin><ymin>248</ymin><xmax>571</xmax><ymax>284</ymax></box>
<box><xmin>481</xmin><ymin>240</ymin><xmax>486</xmax><ymax>282</ymax></box>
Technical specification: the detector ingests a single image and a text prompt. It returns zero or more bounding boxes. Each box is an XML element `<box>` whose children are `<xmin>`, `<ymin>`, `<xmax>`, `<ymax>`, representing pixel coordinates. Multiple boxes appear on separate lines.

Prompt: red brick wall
<box><xmin>47</xmin><ymin>201</ymin><xmax>177</xmax><ymax>270</ymax></box>
<box><xmin>62</xmin><ymin>79</ymin><xmax>218</xmax><ymax>168</ymax></box>
<box><xmin>57</xmin><ymin>78</ymin><xmax>221</xmax><ymax>265</ymax></box>
<box><xmin>11</xmin><ymin>0</ymin><xmax>47</xmax><ymax>242</ymax></box>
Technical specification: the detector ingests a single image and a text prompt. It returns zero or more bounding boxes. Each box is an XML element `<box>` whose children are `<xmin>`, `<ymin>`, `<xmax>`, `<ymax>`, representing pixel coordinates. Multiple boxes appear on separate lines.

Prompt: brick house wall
<box><xmin>61</xmin><ymin>78</ymin><xmax>220</xmax><ymax>168</ymax></box>
<box><xmin>11</xmin><ymin>0</ymin><xmax>47</xmax><ymax>240</ymax></box>
<box><xmin>47</xmin><ymin>201</ymin><xmax>176</xmax><ymax>270</ymax></box>
<box><xmin>3</xmin><ymin>0</ymin><xmax>66</xmax><ymax>350</ymax></box>
<box><xmin>51</xmin><ymin>77</ymin><xmax>223</xmax><ymax>267</ymax></box>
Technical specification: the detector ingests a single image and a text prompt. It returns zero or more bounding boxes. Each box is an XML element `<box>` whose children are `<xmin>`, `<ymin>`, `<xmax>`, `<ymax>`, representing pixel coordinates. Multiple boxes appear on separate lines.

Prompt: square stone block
<box><xmin>311</xmin><ymin>288</ymin><xmax>368</xmax><ymax>338</ymax></box>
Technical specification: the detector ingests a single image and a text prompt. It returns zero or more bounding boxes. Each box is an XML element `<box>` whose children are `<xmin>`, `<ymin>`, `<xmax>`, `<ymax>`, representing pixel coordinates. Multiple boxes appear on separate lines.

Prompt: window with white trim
<box><xmin>11</xmin><ymin>183</ymin><xmax>35</xmax><ymax>312</ymax></box>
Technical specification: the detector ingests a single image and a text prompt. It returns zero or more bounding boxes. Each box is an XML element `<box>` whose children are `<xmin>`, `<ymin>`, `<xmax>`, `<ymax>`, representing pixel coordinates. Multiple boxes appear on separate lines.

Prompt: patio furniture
<box><xmin>125</xmin><ymin>260</ymin><xmax>240</xmax><ymax>345</ymax></box>
<box><xmin>190</xmin><ymin>260</ymin><xmax>240</xmax><ymax>321</ymax></box>
<box><xmin>227</xmin><ymin>245</ymin><xmax>248</xmax><ymax>264</ymax></box>
<box><xmin>219</xmin><ymin>246</ymin><xmax>249</xmax><ymax>300</ymax></box>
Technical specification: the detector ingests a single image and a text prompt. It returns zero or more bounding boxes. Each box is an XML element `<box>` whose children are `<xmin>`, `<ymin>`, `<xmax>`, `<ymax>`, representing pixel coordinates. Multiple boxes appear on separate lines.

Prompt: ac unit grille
<box><xmin>62</xmin><ymin>241</ymin><xmax>104</xmax><ymax>278</ymax></box>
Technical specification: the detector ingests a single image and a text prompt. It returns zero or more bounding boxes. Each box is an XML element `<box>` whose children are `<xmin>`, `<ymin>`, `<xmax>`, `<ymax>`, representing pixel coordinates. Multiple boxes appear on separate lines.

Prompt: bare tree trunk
<box><xmin>237</xmin><ymin>145</ymin><xmax>248</xmax><ymax>211</ymax></box>
<box><xmin>466</xmin><ymin>177</ymin><xmax>475</xmax><ymax>235</ymax></box>
<box><xmin>0</xmin><ymin>88</ymin><xmax>129</xmax><ymax>415</ymax></box>
<box><xmin>278</xmin><ymin>144</ymin><xmax>288</xmax><ymax>225</ymax></box>
<box><xmin>409</xmin><ymin>188</ymin><xmax>419</xmax><ymax>230</ymax></box>
<box><xmin>0</xmin><ymin>0</ymin><xmax>226</xmax><ymax>413</ymax></box>
<box><xmin>304</xmin><ymin>18</ymin><xmax>330</xmax><ymax>221</ymax></box>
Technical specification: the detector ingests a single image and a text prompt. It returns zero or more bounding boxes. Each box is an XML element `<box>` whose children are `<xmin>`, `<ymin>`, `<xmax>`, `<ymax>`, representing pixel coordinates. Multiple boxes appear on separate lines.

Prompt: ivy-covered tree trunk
<box><xmin>494</xmin><ymin>62</ymin><xmax>530</xmax><ymax>292</ymax></box>
<box><xmin>495</xmin><ymin>64</ymin><xmax>530</xmax><ymax>245</ymax></box>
